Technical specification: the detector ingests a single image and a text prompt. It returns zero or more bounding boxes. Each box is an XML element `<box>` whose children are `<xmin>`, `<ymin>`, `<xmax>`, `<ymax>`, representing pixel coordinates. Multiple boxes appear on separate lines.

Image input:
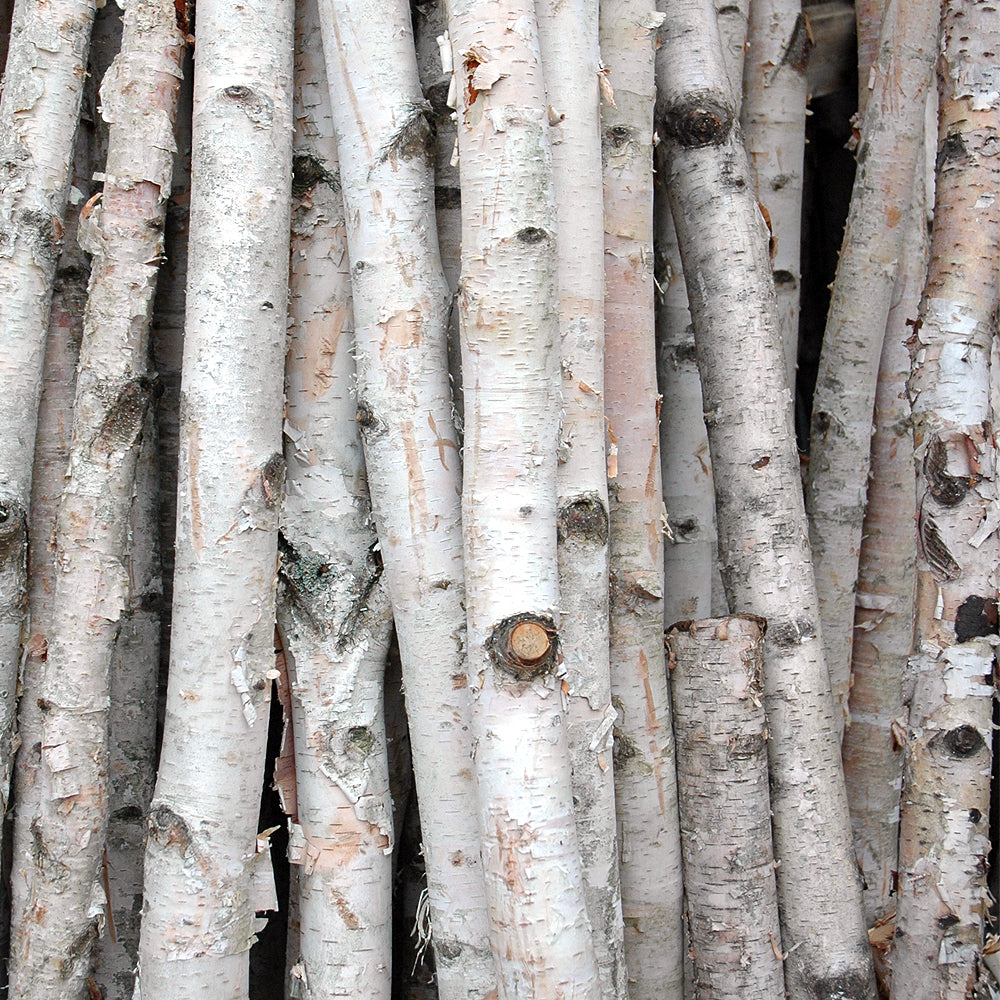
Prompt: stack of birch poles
<box><xmin>0</xmin><ymin>0</ymin><xmax>997</xmax><ymax>997</ymax></box>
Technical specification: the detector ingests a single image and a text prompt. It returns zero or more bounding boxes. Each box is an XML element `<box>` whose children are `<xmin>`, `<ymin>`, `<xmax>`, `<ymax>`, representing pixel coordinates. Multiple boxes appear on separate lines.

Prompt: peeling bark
<box><xmin>891</xmin><ymin>2</ymin><xmax>1000</xmax><ymax>994</ymax></box>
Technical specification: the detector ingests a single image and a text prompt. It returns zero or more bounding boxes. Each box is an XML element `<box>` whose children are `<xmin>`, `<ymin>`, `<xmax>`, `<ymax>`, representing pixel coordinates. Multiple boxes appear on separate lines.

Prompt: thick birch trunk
<box><xmin>668</xmin><ymin>616</ymin><xmax>785</xmax><ymax>1000</ymax></box>
<box><xmin>804</xmin><ymin>0</ymin><xmax>938</xmax><ymax>733</ymax></box>
<box><xmin>842</xmin><ymin>194</ymin><xmax>924</xmax><ymax>934</ymax></box>
<box><xmin>741</xmin><ymin>0</ymin><xmax>807</xmax><ymax>391</ymax></box>
<box><xmin>445</xmin><ymin>2</ymin><xmax>601</xmax><ymax>994</ymax></box>
<box><xmin>136</xmin><ymin>2</ymin><xmax>293</xmax><ymax>995</ymax></box>
<box><xmin>8</xmin><ymin>3</ymin><xmax>182</xmax><ymax>994</ymax></box>
<box><xmin>657</xmin><ymin>2</ymin><xmax>874</xmax><ymax>995</ymax></box>
<box><xmin>891</xmin><ymin>3</ymin><xmax>1000</xmax><ymax>993</ymax></box>
<box><xmin>318</xmin><ymin>2</ymin><xmax>493</xmax><ymax>997</ymax></box>
<box><xmin>601</xmin><ymin>6</ymin><xmax>684</xmax><ymax>998</ymax></box>
<box><xmin>0</xmin><ymin>0</ymin><xmax>96</xmax><ymax>823</ymax></box>
<box><xmin>279</xmin><ymin>5</ymin><xmax>395</xmax><ymax>994</ymax></box>
<box><xmin>536</xmin><ymin>2</ymin><xmax>625</xmax><ymax>995</ymax></box>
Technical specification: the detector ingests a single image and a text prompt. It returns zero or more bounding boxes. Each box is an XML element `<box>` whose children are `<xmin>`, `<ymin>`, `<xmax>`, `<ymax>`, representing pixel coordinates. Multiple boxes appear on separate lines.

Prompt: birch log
<box><xmin>445</xmin><ymin>2</ymin><xmax>601</xmax><ymax>994</ymax></box>
<box><xmin>656</xmin><ymin>1</ymin><xmax>875</xmax><ymax>995</ymax></box>
<box><xmin>7</xmin><ymin>3</ymin><xmax>182</xmax><ymax>994</ymax></box>
<box><xmin>279</xmin><ymin>3</ymin><xmax>395</xmax><ymax>995</ymax></box>
<box><xmin>318</xmin><ymin>2</ymin><xmax>493</xmax><ymax>996</ymax></box>
<box><xmin>537</xmin><ymin>1</ymin><xmax>625</xmax><ymax>993</ymax></box>
<box><xmin>668</xmin><ymin>617</ymin><xmax>785</xmax><ymax>1000</ymax></box>
<box><xmin>135</xmin><ymin>1</ymin><xmax>293</xmax><ymax>995</ymax></box>
<box><xmin>891</xmin><ymin>1</ymin><xmax>1000</xmax><ymax>992</ymax></box>
<box><xmin>602</xmin><ymin>5</ymin><xmax>684</xmax><ymax>998</ymax></box>
<box><xmin>803</xmin><ymin>0</ymin><xmax>938</xmax><ymax>733</ymax></box>
<box><xmin>0</xmin><ymin>0</ymin><xmax>96</xmax><ymax>826</ymax></box>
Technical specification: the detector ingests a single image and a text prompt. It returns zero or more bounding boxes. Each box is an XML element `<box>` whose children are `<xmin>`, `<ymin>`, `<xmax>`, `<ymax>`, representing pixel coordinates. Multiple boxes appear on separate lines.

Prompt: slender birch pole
<box><xmin>741</xmin><ymin>0</ymin><xmax>808</xmax><ymax>391</ymax></box>
<box><xmin>318</xmin><ymin>3</ymin><xmax>494</xmax><ymax>997</ymax></box>
<box><xmin>136</xmin><ymin>1</ymin><xmax>293</xmax><ymax>995</ymax></box>
<box><xmin>668</xmin><ymin>617</ymin><xmax>785</xmax><ymax>1000</ymax></box>
<box><xmin>536</xmin><ymin>2</ymin><xmax>626</xmax><ymax>994</ymax></box>
<box><xmin>602</xmin><ymin>6</ymin><xmax>684</xmax><ymax>998</ymax></box>
<box><xmin>7</xmin><ymin>3</ymin><xmax>183</xmax><ymax>994</ymax></box>
<box><xmin>279</xmin><ymin>3</ymin><xmax>395</xmax><ymax>994</ymax></box>
<box><xmin>655</xmin><ymin>0</ymin><xmax>744</xmax><ymax>626</ymax></box>
<box><xmin>891</xmin><ymin>2</ymin><xmax>1000</xmax><ymax>992</ymax></box>
<box><xmin>657</xmin><ymin>1</ymin><xmax>874</xmax><ymax>995</ymax></box>
<box><xmin>803</xmin><ymin>0</ymin><xmax>938</xmax><ymax>734</ymax></box>
<box><xmin>445</xmin><ymin>2</ymin><xmax>601</xmax><ymax>994</ymax></box>
<box><xmin>0</xmin><ymin>0</ymin><xmax>96</xmax><ymax>825</ymax></box>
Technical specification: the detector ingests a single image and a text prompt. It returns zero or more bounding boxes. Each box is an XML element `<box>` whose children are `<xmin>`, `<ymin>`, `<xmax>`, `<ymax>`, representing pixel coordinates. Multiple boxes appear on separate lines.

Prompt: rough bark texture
<box><xmin>804</xmin><ymin>0</ymin><xmax>938</xmax><ymax>734</ymax></box>
<box><xmin>319</xmin><ymin>1</ymin><xmax>494</xmax><ymax>996</ymax></box>
<box><xmin>602</xmin><ymin>6</ymin><xmax>683</xmax><ymax>998</ymax></box>
<box><xmin>0</xmin><ymin>0</ymin><xmax>97</xmax><ymax>826</ymax></box>
<box><xmin>891</xmin><ymin>2</ymin><xmax>1000</xmax><ymax>994</ymax></box>
<box><xmin>279</xmin><ymin>4</ymin><xmax>395</xmax><ymax>996</ymax></box>
<box><xmin>741</xmin><ymin>0</ymin><xmax>807</xmax><ymax>391</ymax></box>
<box><xmin>446</xmin><ymin>2</ymin><xmax>601</xmax><ymax>995</ymax></box>
<box><xmin>668</xmin><ymin>617</ymin><xmax>785</xmax><ymax>1000</ymax></box>
<box><xmin>656</xmin><ymin>1</ymin><xmax>875</xmax><ymax>995</ymax></box>
<box><xmin>135</xmin><ymin>2</ymin><xmax>293</xmax><ymax>995</ymax></box>
<box><xmin>842</xmin><ymin>193</ymin><xmax>924</xmax><ymax>935</ymax></box>
<box><xmin>538</xmin><ymin>1</ymin><xmax>625</xmax><ymax>994</ymax></box>
<box><xmin>7</xmin><ymin>3</ymin><xmax>182</xmax><ymax>995</ymax></box>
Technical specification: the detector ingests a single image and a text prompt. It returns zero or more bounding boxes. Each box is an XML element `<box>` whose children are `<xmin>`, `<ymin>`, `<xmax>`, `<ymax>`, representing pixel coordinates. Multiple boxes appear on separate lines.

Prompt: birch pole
<box><xmin>803</xmin><ymin>0</ymin><xmax>938</xmax><ymax>732</ymax></box>
<box><xmin>7</xmin><ymin>3</ymin><xmax>182</xmax><ymax>995</ymax></box>
<box><xmin>656</xmin><ymin>1</ymin><xmax>874</xmax><ymax>995</ymax></box>
<box><xmin>0</xmin><ymin>0</ymin><xmax>96</xmax><ymax>825</ymax></box>
<box><xmin>135</xmin><ymin>1</ymin><xmax>293</xmax><ymax>995</ymax></box>
<box><xmin>741</xmin><ymin>0</ymin><xmax>808</xmax><ymax>390</ymax></box>
<box><xmin>445</xmin><ymin>2</ymin><xmax>601</xmax><ymax>994</ymax></box>
<box><xmin>602</xmin><ymin>5</ymin><xmax>684</xmax><ymax>998</ymax></box>
<box><xmin>318</xmin><ymin>2</ymin><xmax>494</xmax><ymax>997</ymax></box>
<box><xmin>279</xmin><ymin>3</ymin><xmax>395</xmax><ymax>995</ymax></box>
<box><xmin>536</xmin><ymin>2</ymin><xmax>626</xmax><ymax>993</ymax></box>
<box><xmin>891</xmin><ymin>1</ymin><xmax>1000</xmax><ymax>992</ymax></box>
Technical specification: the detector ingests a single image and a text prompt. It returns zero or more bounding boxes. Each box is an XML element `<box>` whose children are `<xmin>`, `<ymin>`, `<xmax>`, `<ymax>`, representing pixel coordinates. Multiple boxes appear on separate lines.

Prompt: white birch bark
<box><xmin>655</xmin><ymin>0</ymin><xmax>744</xmax><ymax>626</ymax></box>
<box><xmin>279</xmin><ymin>4</ymin><xmax>395</xmax><ymax>994</ymax></box>
<box><xmin>135</xmin><ymin>1</ymin><xmax>293</xmax><ymax>995</ymax></box>
<box><xmin>536</xmin><ymin>2</ymin><xmax>625</xmax><ymax>995</ymax></box>
<box><xmin>803</xmin><ymin>0</ymin><xmax>938</xmax><ymax>734</ymax></box>
<box><xmin>657</xmin><ymin>2</ymin><xmax>874</xmax><ymax>995</ymax></box>
<box><xmin>841</xmin><ymin>192</ymin><xmax>924</xmax><ymax>935</ymax></box>
<box><xmin>7</xmin><ymin>3</ymin><xmax>182</xmax><ymax>994</ymax></box>
<box><xmin>318</xmin><ymin>2</ymin><xmax>494</xmax><ymax>997</ymax></box>
<box><xmin>668</xmin><ymin>616</ymin><xmax>785</xmax><ymax>1000</ymax></box>
<box><xmin>891</xmin><ymin>2</ymin><xmax>1000</xmax><ymax>993</ymax></box>
<box><xmin>741</xmin><ymin>0</ymin><xmax>808</xmax><ymax>391</ymax></box>
<box><xmin>0</xmin><ymin>0</ymin><xmax>96</xmax><ymax>825</ymax></box>
<box><xmin>445</xmin><ymin>2</ymin><xmax>601</xmax><ymax>994</ymax></box>
<box><xmin>601</xmin><ymin>6</ymin><xmax>683</xmax><ymax>998</ymax></box>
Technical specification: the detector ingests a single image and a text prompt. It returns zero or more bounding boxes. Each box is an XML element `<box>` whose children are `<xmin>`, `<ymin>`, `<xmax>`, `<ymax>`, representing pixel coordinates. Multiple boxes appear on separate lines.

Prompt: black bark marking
<box><xmin>799</xmin><ymin>971</ymin><xmax>874</xmax><ymax>1000</ymax></box>
<box><xmin>604</xmin><ymin>124</ymin><xmax>633</xmax><ymax>151</ymax></box>
<box><xmin>260</xmin><ymin>453</ymin><xmax>285</xmax><ymax>509</ymax></box>
<box><xmin>147</xmin><ymin>804</ymin><xmax>192</xmax><ymax>851</ymax></box>
<box><xmin>376</xmin><ymin>101</ymin><xmax>434</xmax><ymax>165</ymax></box>
<box><xmin>769</xmin><ymin>618</ymin><xmax>817</xmax><ymax>646</ymax></box>
<box><xmin>222</xmin><ymin>85</ymin><xmax>254</xmax><ymax>101</ymax></box>
<box><xmin>355</xmin><ymin>398</ymin><xmax>387</xmax><ymax>437</ymax></box>
<box><xmin>955</xmin><ymin>595</ymin><xmax>998</xmax><ymax>641</ymax></box>
<box><xmin>937</xmin><ymin>913</ymin><xmax>960</xmax><ymax>928</ymax></box>
<box><xmin>658</xmin><ymin>91</ymin><xmax>735</xmax><ymax>147</ymax></box>
<box><xmin>924</xmin><ymin>437</ymin><xmax>970</xmax><ymax>506</ymax></box>
<box><xmin>970</xmin><ymin>808</ymin><xmax>983</xmax><ymax>824</ymax></box>
<box><xmin>488</xmin><ymin>612</ymin><xmax>559</xmax><ymax>681</ymax></box>
<box><xmin>557</xmin><ymin>494</ymin><xmax>610</xmax><ymax>545</ymax></box>
<box><xmin>516</xmin><ymin>226</ymin><xmax>549</xmax><ymax>244</ymax></box>
<box><xmin>435</xmin><ymin>186</ymin><xmax>461</xmax><ymax>209</ymax></box>
<box><xmin>918</xmin><ymin>506</ymin><xmax>961</xmax><ymax>581</ymax></box>
<box><xmin>779</xmin><ymin>12</ymin><xmax>813</xmax><ymax>73</ymax></box>
<box><xmin>933</xmin><ymin>725</ymin><xmax>985</xmax><ymax>759</ymax></box>
<box><xmin>0</xmin><ymin>498</ymin><xmax>27</xmax><ymax>571</ymax></box>
<box><xmin>346</xmin><ymin>726</ymin><xmax>375</xmax><ymax>760</ymax></box>
<box><xmin>672</xmin><ymin>516</ymin><xmax>698</xmax><ymax>538</ymax></box>
<box><xmin>20</xmin><ymin>208</ymin><xmax>62</xmax><ymax>266</ymax></box>
<box><xmin>774</xmin><ymin>269</ymin><xmax>796</xmax><ymax>286</ymax></box>
<box><xmin>612</xmin><ymin>727</ymin><xmax>642</xmax><ymax>769</ymax></box>
<box><xmin>937</xmin><ymin>132</ymin><xmax>968</xmax><ymax>170</ymax></box>
<box><xmin>751</xmin><ymin>455</ymin><xmax>770</xmax><ymax>470</ymax></box>
<box><xmin>62</xmin><ymin>918</ymin><xmax>101</xmax><ymax>977</ymax></box>
<box><xmin>94</xmin><ymin>377</ymin><xmax>154</xmax><ymax>454</ymax></box>
<box><xmin>292</xmin><ymin>153</ymin><xmax>338</xmax><ymax>196</ymax></box>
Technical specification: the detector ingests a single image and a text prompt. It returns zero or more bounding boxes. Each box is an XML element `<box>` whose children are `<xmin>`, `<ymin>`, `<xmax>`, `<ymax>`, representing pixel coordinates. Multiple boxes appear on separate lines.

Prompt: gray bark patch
<box><xmin>0</xmin><ymin>498</ymin><xmax>26</xmax><ymax>570</ymax></box>
<box><xmin>376</xmin><ymin>101</ymin><xmax>434</xmax><ymax>165</ymax></box>
<box><xmin>557</xmin><ymin>493</ymin><xmax>609</xmax><ymax>545</ymax></box>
